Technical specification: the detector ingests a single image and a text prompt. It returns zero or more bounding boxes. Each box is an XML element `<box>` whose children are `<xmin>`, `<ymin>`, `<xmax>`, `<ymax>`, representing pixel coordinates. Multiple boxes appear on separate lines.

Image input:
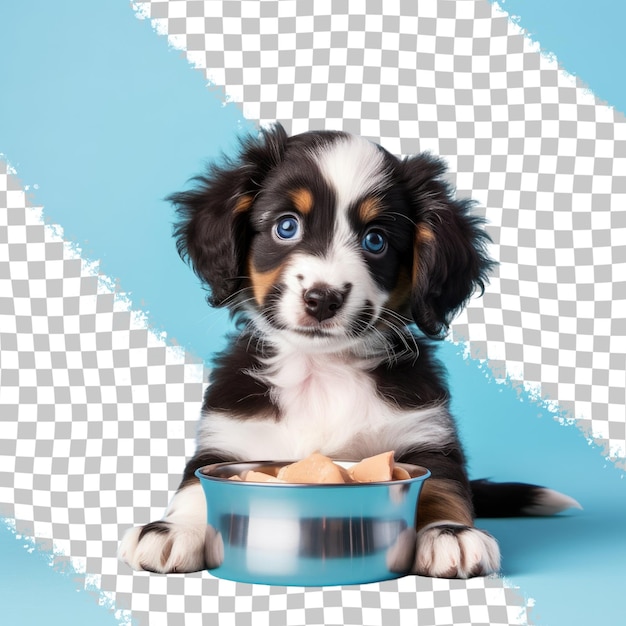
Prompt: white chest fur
<box><xmin>198</xmin><ymin>349</ymin><xmax>452</xmax><ymax>461</ymax></box>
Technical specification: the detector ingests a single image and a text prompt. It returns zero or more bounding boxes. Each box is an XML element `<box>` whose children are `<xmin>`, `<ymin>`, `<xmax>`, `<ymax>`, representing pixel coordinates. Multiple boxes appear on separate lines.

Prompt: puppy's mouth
<box><xmin>290</xmin><ymin>314</ymin><xmax>349</xmax><ymax>337</ymax></box>
<box><xmin>257</xmin><ymin>281</ymin><xmax>381</xmax><ymax>342</ymax></box>
<box><xmin>292</xmin><ymin>326</ymin><xmax>336</xmax><ymax>337</ymax></box>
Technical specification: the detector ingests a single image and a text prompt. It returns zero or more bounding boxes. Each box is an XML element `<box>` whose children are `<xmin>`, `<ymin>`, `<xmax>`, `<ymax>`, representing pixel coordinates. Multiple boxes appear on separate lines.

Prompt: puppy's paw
<box><xmin>413</xmin><ymin>522</ymin><xmax>500</xmax><ymax>578</ymax></box>
<box><xmin>118</xmin><ymin>521</ymin><xmax>209</xmax><ymax>573</ymax></box>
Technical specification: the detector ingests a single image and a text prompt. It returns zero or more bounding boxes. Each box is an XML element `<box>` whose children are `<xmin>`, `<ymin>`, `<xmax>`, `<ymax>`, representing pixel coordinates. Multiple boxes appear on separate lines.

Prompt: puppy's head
<box><xmin>170</xmin><ymin>123</ymin><xmax>493</xmax><ymax>349</ymax></box>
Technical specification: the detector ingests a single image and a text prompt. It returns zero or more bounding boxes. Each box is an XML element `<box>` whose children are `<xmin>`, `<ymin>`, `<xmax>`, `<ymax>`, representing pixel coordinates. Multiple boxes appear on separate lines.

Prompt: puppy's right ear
<box><xmin>169</xmin><ymin>123</ymin><xmax>288</xmax><ymax>307</ymax></box>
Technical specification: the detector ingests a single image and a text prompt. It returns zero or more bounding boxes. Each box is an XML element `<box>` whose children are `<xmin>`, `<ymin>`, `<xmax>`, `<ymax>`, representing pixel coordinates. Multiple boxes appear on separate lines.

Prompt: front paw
<box><xmin>118</xmin><ymin>520</ymin><xmax>209</xmax><ymax>573</ymax></box>
<box><xmin>413</xmin><ymin>523</ymin><xmax>500</xmax><ymax>578</ymax></box>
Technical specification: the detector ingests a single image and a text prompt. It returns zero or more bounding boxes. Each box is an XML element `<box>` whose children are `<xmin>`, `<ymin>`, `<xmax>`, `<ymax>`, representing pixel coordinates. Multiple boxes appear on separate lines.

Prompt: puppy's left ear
<box><xmin>401</xmin><ymin>153</ymin><xmax>495</xmax><ymax>338</ymax></box>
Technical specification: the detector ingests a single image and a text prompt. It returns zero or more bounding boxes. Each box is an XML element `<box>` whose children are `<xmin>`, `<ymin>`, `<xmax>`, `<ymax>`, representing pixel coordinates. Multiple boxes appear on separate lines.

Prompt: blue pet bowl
<box><xmin>196</xmin><ymin>460</ymin><xmax>430</xmax><ymax>586</ymax></box>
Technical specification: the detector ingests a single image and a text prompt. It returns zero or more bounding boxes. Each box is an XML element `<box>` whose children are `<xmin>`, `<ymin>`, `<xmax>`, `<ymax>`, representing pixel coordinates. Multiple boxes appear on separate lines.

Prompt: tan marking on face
<box><xmin>416</xmin><ymin>478</ymin><xmax>474</xmax><ymax>530</ymax></box>
<box><xmin>233</xmin><ymin>195</ymin><xmax>253</xmax><ymax>214</ymax></box>
<box><xmin>416</xmin><ymin>224</ymin><xmax>434</xmax><ymax>243</ymax></box>
<box><xmin>385</xmin><ymin>268</ymin><xmax>412</xmax><ymax>313</ymax></box>
<box><xmin>290</xmin><ymin>188</ymin><xmax>314</xmax><ymax>214</ymax></box>
<box><xmin>249</xmin><ymin>261</ymin><xmax>284</xmax><ymax>305</ymax></box>
<box><xmin>358</xmin><ymin>197</ymin><xmax>382</xmax><ymax>223</ymax></box>
<box><xmin>412</xmin><ymin>224</ymin><xmax>435</xmax><ymax>285</ymax></box>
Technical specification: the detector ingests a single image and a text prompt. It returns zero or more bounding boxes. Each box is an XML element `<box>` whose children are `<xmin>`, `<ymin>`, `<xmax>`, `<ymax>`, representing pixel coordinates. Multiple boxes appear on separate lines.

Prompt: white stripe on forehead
<box><xmin>316</xmin><ymin>135</ymin><xmax>389</xmax><ymax>211</ymax></box>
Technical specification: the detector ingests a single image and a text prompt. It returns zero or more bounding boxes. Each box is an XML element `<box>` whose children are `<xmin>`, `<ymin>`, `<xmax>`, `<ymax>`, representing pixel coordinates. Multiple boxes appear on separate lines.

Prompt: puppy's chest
<box><xmin>267</xmin><ymin>354</ymin><xmax>386</xmax><ymax>445</ymax></box>
<box><xmin>202</xmin><ymin>350</ymin><xmax>450</xmax><ymax>461</ymax></box>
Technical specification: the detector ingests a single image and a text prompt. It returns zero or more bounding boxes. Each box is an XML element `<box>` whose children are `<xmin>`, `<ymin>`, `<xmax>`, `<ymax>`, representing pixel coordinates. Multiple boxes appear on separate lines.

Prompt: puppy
<box><xmin>119</xmin><ymin>123</ymin><xmax>578</xmax><ymax>578</ymax></box>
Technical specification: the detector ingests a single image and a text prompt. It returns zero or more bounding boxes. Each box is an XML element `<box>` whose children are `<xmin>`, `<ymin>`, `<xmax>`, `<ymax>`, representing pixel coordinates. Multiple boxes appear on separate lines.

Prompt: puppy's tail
<box><xmin>470</xmin><ymin>479</ymin><xmax>582</xmax><ymax>518</ymax></box>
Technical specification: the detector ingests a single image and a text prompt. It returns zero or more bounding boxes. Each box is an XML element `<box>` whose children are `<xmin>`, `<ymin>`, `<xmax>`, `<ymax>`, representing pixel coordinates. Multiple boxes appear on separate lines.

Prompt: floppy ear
<box><xmin>169</xmin><ymin>123</ymin><xmax>289</xmax><ymax>307</ymax></box>
<box><xmin>401</xmin><ymin>153</ymin><xmax>495</xmax><ymax>338</ymax></box>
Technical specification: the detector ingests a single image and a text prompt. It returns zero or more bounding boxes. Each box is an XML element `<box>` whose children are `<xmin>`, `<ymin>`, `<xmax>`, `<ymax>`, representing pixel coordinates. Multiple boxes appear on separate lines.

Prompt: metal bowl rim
<box><xmin>195</xmin><ymin>460</ymin><xmax>431</xmax><ymax>487</ymax></box>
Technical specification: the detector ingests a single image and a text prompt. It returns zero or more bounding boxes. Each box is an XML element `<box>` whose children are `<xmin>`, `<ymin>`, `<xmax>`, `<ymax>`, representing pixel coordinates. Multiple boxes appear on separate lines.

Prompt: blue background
<box><xmin>1</xmin><ymin>1</ymin><xmax>624</xmax><ymax>624</ymax></box>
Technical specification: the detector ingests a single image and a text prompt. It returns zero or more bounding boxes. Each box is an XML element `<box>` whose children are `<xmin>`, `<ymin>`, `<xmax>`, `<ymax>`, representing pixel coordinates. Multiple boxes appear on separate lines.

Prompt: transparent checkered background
<box><xmin>2</xmin><ymin>0</ymin><xmax>625</xmax><ymax>623</ymax></box>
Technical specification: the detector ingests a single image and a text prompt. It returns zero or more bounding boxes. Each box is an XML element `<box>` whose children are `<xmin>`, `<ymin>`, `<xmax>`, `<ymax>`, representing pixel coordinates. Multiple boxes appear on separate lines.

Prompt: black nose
<box><xmin>303</xmin><ymin>286</ymin><xmax>345</xmax><ymax>322</ymax></box>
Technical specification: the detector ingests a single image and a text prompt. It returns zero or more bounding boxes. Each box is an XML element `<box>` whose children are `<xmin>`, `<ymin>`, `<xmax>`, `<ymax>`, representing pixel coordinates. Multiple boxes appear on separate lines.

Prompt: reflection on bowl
<box><xmin>196</xmin><ymin>460</ymin><xmax>430</xmax><ymax>586</ymax></box>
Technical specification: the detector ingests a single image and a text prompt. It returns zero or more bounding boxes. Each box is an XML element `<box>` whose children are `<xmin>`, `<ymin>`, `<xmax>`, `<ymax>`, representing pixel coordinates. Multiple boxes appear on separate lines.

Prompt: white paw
<box><xmin>118</xmin><ymin>521</ymin><xmax>207</xmax><ymax>573</ymax></box>
<box><xmin>413</xmin><ymin>522</ymin><xmax>500</xmax><ymax>578</ymax></box>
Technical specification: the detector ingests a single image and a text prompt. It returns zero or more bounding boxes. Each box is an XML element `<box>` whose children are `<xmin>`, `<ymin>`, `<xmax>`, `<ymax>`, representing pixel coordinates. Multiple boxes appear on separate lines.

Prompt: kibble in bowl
<box><xmin>196</xmin><ymin>452</ymin><xmax>430</xmax><ymax>586</ymax></box>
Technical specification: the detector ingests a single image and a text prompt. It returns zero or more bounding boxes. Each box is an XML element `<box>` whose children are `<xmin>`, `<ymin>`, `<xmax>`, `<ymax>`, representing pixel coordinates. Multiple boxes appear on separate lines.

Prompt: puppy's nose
<box><xmin>303</xmin><ymin>286</ymin><xmax>345</xmax><ymax>322</ymax></box>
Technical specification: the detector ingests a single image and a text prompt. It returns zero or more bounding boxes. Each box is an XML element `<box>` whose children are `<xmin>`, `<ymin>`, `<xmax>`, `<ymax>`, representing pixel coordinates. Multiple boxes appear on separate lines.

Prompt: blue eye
<box><xmin>361</xmin><ymin>229</ymin><xmax>387</xmax><ymax>254</ymax></box>
<box><xmin>274</xmin><ymin>215</ymin><xmax>301</xmax><ymax>241</ymax></box>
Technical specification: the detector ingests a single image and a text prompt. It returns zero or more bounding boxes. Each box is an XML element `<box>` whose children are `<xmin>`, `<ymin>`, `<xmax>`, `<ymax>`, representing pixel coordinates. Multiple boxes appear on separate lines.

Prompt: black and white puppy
<box><xmin>119</xmin><ymin>123</ymin><xmax>577</xmax><ymax>578</ymax></box>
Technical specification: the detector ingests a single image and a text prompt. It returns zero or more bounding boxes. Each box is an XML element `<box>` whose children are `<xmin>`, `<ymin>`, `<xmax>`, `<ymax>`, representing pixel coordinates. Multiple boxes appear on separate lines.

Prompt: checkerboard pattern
<box><xmin>0</xmin><ymin>162</ymin><xmax>531</xmax><ymax>623</ymax></box>
<box><xmin>2</xmin><ymin>0</ymin><xmax>625</xmax><ymax>623</ymax></box>
<box><xmin>134</xmin><ymin>0</ymin><xmax>626</xmax><ymax>465</ymax></box>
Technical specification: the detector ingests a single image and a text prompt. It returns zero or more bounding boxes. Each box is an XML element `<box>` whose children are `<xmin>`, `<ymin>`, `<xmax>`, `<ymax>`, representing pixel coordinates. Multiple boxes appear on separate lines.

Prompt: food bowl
<box><xmin>195</xmin><ymin>460</ymin><xmax>430</xmax><ymax>586</ymax></box>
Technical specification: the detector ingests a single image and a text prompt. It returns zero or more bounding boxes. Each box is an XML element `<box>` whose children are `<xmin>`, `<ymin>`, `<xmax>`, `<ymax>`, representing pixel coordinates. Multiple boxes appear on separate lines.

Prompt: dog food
<box><xmin>229</xmin><ymin>451</ymin><xmax>412</xmax><ymax>484</ymax></box>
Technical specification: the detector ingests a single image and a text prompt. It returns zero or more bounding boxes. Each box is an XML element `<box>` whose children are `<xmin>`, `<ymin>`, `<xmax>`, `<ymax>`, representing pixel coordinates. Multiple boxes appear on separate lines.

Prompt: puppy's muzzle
<box><xmin>303</xmin><ymin>284</ymin><xmax>350</xmax><ymax>322</ymax></box>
